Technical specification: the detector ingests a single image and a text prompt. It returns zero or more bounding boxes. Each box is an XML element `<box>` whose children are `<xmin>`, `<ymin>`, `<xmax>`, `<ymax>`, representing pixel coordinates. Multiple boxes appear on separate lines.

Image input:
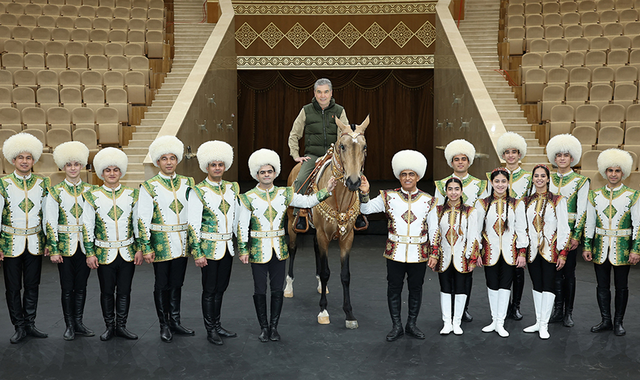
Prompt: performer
<box><xmin>287</xmin><ymin>78</ymin><xmax>349</xmax><ymax>231</ymax></box>
<box><xmin>546</xmin><ymin>134</ymin><xmax>589</xmax><ymax>327</ymax></box>
<box><xmin>44</xmin><ymin>141</ymin><xmax>94</xmax><ymax>341</ymax></box>
<box><xmin>83</xmin><ymin>148</ymin><xmax>142</xmax><ymax>341</ymax></box>
<box><xmin>523</xmin><ymin>164</ymin><xmax>570</xmax><ymax>340</ymax></box>
<box><xmin>238</xmin><ymin>149</ymin><xmax>336</xmax><ymax>342</ymax></box>
<box><xmin>583</xmin><ymin>149</ymin><xmax>640</xmax><ymax>336</ymax></box>
<box><xmin>0</xmin><ymin>133</ymin><xmax>49</xmax><ymax>344</ymax></box>
<box><xmin>359</xmin><ymin>150</ymin><xmax>433</xmax><ymax>342</ymax></box>
<box><xmin>187</xmin><ymin>140</ymin><xmax>239</xmax><ymax>346</ymax></box>
<box><xmin>428</xmin><ymin>177</ymin><xmax>479</xmax><ymax>336</ymax></box>
<box><xmin>138</xmin><ymin>136</ymin><xmax>194</xmax><ymax>343</ymax></box>
<box><xmin>488</xmin><ymin>132</ymin><xmax>531</xmax><ymax>321</ymax></box>
<box><xmin>475</xmin><ymin>168</ymin><xmax>528</xmax><ymax>338</ymax></box>
<box><xmin>434</xmin><ymin>139</ymin><xmax>487</xmax><ymax>322</ymax></box>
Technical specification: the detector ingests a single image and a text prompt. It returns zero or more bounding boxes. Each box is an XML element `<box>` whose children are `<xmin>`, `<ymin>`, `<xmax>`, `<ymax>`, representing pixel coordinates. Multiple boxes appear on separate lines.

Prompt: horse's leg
<box><xmin>315</xmin><ymin>243</ymin><xmax>328</xmax><ymax>295</ymax></box>
<box><xmin>285</xmin><ymin>209</ymin><xmax>297</xmax><ymax>298</ymax></box>
<box><xmin>340</xmin><ymin>233</ymin><xmax>358</xmax><ymax>329</ymax></box>
<box><xmin>315</xmin><ymin>234</ymin><xmax>331</xmax><ymax>324</ymax></box>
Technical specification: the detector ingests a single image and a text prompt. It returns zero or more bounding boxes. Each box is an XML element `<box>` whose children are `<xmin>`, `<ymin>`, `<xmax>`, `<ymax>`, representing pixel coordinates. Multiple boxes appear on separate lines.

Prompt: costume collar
<box><xmin>159</xmin><ymin>172</ymin><xmax>176</xmax><ymax>180</ymax></box>
<box><xmin>65</xmin><ymin>178</ymin><xmax>82</xmax><ymax>187</ymax></box>
<box><xmin>102</xmin><ymin>184</ymin><xmax>121</xmax><ymax>192</ymax></box>
<box><xmin>400</xmin><ymin>188</ymin><xmax>419</xmax><ymax>195</ymax></box>
<box><xmin>13</xmin><ymin>171</ymin><xmax>32</xmax><ymax>180</ymax></box>
<box><xmin>606</xmin><ymin>184</ymin><xmax>624</xmax><ymax>192</ymax></box>
<box><xmin>556</xmin><ymin>169</ymin><xmax>574</xmax><ymax>177</ymax></box>
<box><xmin>206</xmin><ymin>178</ymin><xmax>223</xmax><ymax>186</ymax></box>
<box><xmin>256</xmin><ymin>185</ymin><xmax>275</xmax><ymax>193</ymax></box>
<box><xmin>452</xmin><ymin>173</ymin><xmax>469</xmax><ymax>181</ymax></box>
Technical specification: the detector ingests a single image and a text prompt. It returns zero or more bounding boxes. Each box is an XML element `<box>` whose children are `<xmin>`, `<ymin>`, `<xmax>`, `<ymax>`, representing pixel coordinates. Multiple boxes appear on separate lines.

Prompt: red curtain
<box><xmin>237</xmin><ymin>69</ymin><xmax>434</xmax><ymax>181</ymax></box>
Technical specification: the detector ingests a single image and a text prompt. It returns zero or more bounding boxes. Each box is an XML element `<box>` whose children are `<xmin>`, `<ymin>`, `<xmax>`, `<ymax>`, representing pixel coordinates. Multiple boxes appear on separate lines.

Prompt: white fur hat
<box><xmin>196</xmin><ymin>140</ymin><xmax>233</xmax><ymax>173</ymax></box>
<box><xmin>598</xmin><ymin>148</ymin><xmax>633</xmax><ymax>180</ymax></box>
<box><xmin>496</xmin><ymin>132</ymin><xmax>527</xmax><ymax>159</ymax></box>
<box><xmin>546</xmin><ymin>134</ymin><xmax>582</xmax><ymax>167</ymax></box>
<box><xmin>53</xmin><ymin>141</ymin><xmax>89</xmax><ymax>170</ymax></box>
<box><xmin>148</xmin><ymin>135</ymin><xmax>184</xmax><ymax>167</ymax></box>
<box><xmin>2</xmin><ymin>132</ymin><xmax>43</xmax><ymax>163</ymax></box>
<box><xmin>248</xmin><ymin>148</ymin><xmax>280</xmax><ymax>181</ymax></box>
<box><xmin>392</xmin><ymin>150</ymin><xmax>427</xmax><ymax>179</ymax></box>
<box><xmin>444</xmin><ymin>139</ymin><xmax>476</xmax><ymax>168</ymax></box>
<box><xmin>94</xmin><ymin>147</ymin><xmax>128</xmax><ymax>180</ymax></box>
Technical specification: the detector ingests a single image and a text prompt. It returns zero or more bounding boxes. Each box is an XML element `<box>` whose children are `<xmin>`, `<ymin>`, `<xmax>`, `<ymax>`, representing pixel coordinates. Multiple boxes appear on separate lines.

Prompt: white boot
<box><xmin>524</xmin><ymin>290</ymin><xmax>543</xmax><ymax>333</ymax></box>
<box><xmin>495</xmin><ymin>289</ymin><xmax>511</xmax><ymax>338</ymax></box>
<box><xmin>440</xmin><ymin>292</ymin><xmax>453</xmax><ymax>335</ymax></box>
<box><xmin>453</xmin><ymin>294</ymin><xmax>467</xmax><ymax>335</ymax></box>
<box><xmin>482</xmin><ymin>289</ymin><xmax>499</xmax><ymax>333</ymax></box>
<box><xmin>539</xmin><ymin>291</ymin><xmax>555</xmax><ymax>340</ymax></box>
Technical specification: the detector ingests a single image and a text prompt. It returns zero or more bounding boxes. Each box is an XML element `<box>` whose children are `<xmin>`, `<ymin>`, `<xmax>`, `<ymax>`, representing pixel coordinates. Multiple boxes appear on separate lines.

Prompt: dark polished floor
<box><xmin>1</xmin><ymin>233</ymin><xmax>639</xmax><ymax>380</ymax></box>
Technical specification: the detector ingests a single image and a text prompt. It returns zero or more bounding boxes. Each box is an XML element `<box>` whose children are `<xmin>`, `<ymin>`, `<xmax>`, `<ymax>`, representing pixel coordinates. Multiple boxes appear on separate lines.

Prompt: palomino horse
<box><xmin>285</xmin><ymin>116</ymin><xmax>369</xmax><ymax>329</ymax></box>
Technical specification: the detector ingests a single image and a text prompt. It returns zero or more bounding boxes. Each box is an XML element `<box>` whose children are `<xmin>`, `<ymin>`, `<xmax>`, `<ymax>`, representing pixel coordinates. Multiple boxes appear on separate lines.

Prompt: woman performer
<box><xmin>475</xmin><ymin>168</ymin><xmax>528</xmax><ymax>338</ymax></box>
<box><xmin>428</xmin><ymin>177</ymin><xmax>479</xmax><ymax>335</ymax></box>
<box><xmin>523</xmin><ymin>164</ymin><xmax>570</xmax><ymax>340</ymax></box>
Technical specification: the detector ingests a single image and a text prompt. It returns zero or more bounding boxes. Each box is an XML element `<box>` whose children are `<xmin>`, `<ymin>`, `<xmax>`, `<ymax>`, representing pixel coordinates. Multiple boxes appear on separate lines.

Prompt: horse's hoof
<box><xmin>318</xmin><ymin>310</ymin><xmax>330</xmax><ymax>325</ymax></box>
<box><xmin>345</xmin><ymin>320</ymin><xmax>359</xmax><ymax>329</ymax></box>
<box><xmin>315</xmin><ymin>275</ymin><xmax>328</xmax><ymax>294</ymax></box>
<box><xmin>284</xmin><ymin>276</ymin><xmax>294</xmax><ymax>298</ymax></box>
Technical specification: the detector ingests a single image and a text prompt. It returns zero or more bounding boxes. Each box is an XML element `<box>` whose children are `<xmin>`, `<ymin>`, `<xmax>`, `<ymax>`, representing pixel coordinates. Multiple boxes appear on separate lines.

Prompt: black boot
<box><xmin>7</xmin><ymin>286</ymin><xmax>26</xmax><ymax>343</ymax></box>
<box><xmin>549</xmin><ymin>275</ymin><xmax>564</xmax><ymax>323</ymax></box>
<box><xmin>508</xmin><ymin>268</ymin><xmax>524</xmax><ymax>320</ymax></box>
<box><xmin>10</xmin><ymin>326</ymin><xmax>27</xmax><ymax>344</ymax></box>
<box><xmin>614</xmin><ymin>288</ymin><xmax>628</xmax><ymax>336</ymax></box>
<box><xmin>269</xmin><ymin>291</ymin><xmax>284</xmax><ymax>341</ymax></box>
<box><xmin>74</xmin><ymin>289</ymin><xmax>94</xmax><ymax>337</ymax></box>
<box><xmin>154</xmin><ymin>290</ymin><xmax>172</xmax><ymax>343</ymax></box>
<box><xmin>591</xmin><ymin>287</ymin><xmax>613</xmax><ymax>333</ymax></box>
<box><xmin>214</xmin><ymin>293</ymin><xmax>236</xmax><ymax>338</ymax></box>
<box><xmin>386</xmin><ymin>291</ymin><xmax>404</xmax><ymax>342</ymax></box>
<box><xmin>563</xmin><ymin>278</ymin><xmax>576</xmax><ymax>327</ymax></box>
<box><xmin>253</xmin><ymin>294</ymin><xmax>269</xmax><ymax>343</ymax></box>
<box><xmin>99</xmin><ymin>294</ymin><xmax>115</xmax><ymax>341</ymax></box>
<box><xmin>24</xmin><ymin>287</ymin><xmax>47</xmax><ymax>338</ymax></box>
<box><xmin>203</xmin><ymin>294</ymin><xmax>222</xmax><ymax>345</ymax></box>
<box><xmin>405</xmin><ymin>291</ymin><xmax>425</xmax><ymax>339</ymax></box>
<box><xmin>462</xmin><ymin>276</ymin><xmax>473</xmax><ymax>322</ymax></box>
<box><xmin>169</xmin><ymin>288</ymin><xmax>195</xmax><ymax>336</ymax></box>
<box><xmin>62</xmin><ymin>290</ymin><xmax>75</xmax><ymax>341</ymax></box>
<box><xmin>115</xmin><ymin>293</ymin><xmax>138</xmax><ymax>340</ymax></box>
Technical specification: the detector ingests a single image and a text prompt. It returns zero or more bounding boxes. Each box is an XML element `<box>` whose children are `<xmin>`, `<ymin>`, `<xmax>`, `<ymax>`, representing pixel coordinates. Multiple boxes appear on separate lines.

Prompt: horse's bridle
<box><xmin>331</xmin><ymin>131</ymin><xmax>365</xmax><ymax>185</ymax></box>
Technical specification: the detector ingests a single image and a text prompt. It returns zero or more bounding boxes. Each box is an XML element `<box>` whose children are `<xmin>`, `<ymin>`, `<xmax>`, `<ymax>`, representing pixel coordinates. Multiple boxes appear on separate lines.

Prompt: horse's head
<box><xmin>334</xmin><ymin>116</ymin><xmax>369</xmax><ymax>192</ymax></box>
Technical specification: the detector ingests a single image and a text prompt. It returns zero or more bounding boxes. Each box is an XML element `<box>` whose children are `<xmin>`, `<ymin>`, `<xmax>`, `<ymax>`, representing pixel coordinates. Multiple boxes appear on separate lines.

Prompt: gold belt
<box><xmin>94</xmin><ymin>237</ymin><xmax>134</xmax><ymax>248</ymax></box>
<box><xmin>1</xmin><ymin>225</ymin><xmax>42</xmax><ymax>236</ymax></box>
<box><xmin>58</xmin><ymin>225</ymin><xmax>82</xmax><ymax>233</ymax></box>
<box><xmin>568</xmin><ymin>212</ymin><xmax>577</xmax><ymax>222</ymax></box>
<box><xmin>388</xmin><ymin>233</ymin><xmax>428</xmax><ymax>245</ymax></box>
<box><xmin>250</xmin><ymin>229</ymin><xmax>285</xmax><ymax>238</ymax></box>
<box><xmin>201</xmin><ymin>232</ymin><xmax>232</xmax><ymax>241</ymax></box>
<box><xmin>595</xmin><ymin>227</ymin><xmax>632</xmax><ymax>237</ymax></box>
<box><xmin>150</xmin><ymin>223</ymin><xmax>188</xmax><ymax>232</ymax></box>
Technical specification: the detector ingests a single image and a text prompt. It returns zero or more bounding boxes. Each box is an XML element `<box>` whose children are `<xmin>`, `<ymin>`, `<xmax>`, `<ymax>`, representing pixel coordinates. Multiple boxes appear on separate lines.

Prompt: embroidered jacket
<box><xmin>584</xmin><ymin>185</ymin><xmax>640</xmax><ymax>265</ymax></box>
<box><xmin>434</xmin><ymin>173</ymin><xmax>487</xmax><ymax>207</ymax></box>
<box><xmin>82</xmin><ymin>184</ymin><xmax>140</xmax><ymax>265</ymax></box>
<box><xmin>238</xmin><ymin>185</ymin><xmax>330</xmax><ymax>264</ymax></box>
<box><xmin>187</xmin><ymin>179</ymin><xmax>240</xmax><ymax>260</ymax></box>
<box><xmin>485</xmin><ymin>167</ymin><xmax>532</xmax><ymax>199</ymax></box>
<box><xmin>427</xmin><ymin>202</ymin><xmax>479</xmax><ymax>273</ymax></box>
<box><xmin>524</xmin><ymin>192</ymin><xmax>570</xmax><ymax>263</ymax></box>
<box><xmin>138</xmin><ymin>173</ymin><xmax>194</xmax><ymax>262</ymax></box>
<box><xmin>360</xmin><ymin>188</ymin><xmax>434</xmax><ymax>263</ymax></box>
<box><xmin>44</xmin><ymin>179</ymin><xmax>93</xmax><ymax>256</ymax></box>
<box><xmin>475</xmin><ymin>195</ymin><xmax>529</xmax><ymax>266</ymax></box>
<box><xmin>0</xmin><ymin>172</ymin><xmax>49</xmax><ymax>257</ymax></box>
<box><xmin>549</xmin><ymin>170</ymin><xmax>589</xmax><ymax>241</ymax></box>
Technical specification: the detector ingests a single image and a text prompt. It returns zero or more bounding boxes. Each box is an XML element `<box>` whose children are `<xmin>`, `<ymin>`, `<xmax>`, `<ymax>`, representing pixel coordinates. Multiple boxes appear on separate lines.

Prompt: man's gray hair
<box><xmin>314</xmin><ymin>78</ymin><xmax>332</xmax><ymax>91</ymax></box>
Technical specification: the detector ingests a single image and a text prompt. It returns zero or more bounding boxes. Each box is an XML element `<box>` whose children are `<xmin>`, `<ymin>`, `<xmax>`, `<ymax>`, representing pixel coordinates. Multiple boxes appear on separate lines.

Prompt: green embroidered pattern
<box><xmin>107</xmin><ymin>205</ymin><xmax>124</xmax><ymax>221</ymax></box>
<box><xmin>169</xmin><ymin>199</ymin><xmax>184</xmax><ymax>215</ymax></box>
<box><xmin>18</xmin><ymin>198</ymin><xmax>34</xmax><ymax>214</ymax></box>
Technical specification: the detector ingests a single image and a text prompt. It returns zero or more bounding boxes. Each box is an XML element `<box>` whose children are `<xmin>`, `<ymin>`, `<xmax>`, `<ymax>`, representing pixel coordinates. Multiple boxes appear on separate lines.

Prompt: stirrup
<box><xmin>293</xmin><ymin>210</ymin><xmax>310</xmax><ymax>233</ymax></box>
<box><xmin>353</xmin><ymin>214</ymin><xmax>369</xmax><ymax>231</ymax></box>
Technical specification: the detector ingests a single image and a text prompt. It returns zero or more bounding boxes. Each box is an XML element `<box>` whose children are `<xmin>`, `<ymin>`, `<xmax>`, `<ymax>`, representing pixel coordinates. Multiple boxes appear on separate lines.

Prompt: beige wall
<box><xmin>433</xmin><ymin>0</ymin><xmax>504</xmax><ymax>180</ymax></box>
<box><xmin>144</xmin><ymin>0</ymin><xmax>238</xmax><ymax>182</ymax></box>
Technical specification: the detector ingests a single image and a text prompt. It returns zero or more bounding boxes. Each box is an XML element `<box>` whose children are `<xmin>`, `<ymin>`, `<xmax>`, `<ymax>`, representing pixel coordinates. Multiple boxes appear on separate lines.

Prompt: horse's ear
<box><xmin>335</xmin><ymin>116</ymin><xmax>350</xmax><ymax>134</ymax></box>
<box><xmin>355</xmin><ymin>115</ymin><xmax>370</xmax><ymax>134</ymax></box>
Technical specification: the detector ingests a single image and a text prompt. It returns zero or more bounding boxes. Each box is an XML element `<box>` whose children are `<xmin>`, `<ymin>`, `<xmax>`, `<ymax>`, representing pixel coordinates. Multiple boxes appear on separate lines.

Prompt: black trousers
<box><xmin>97</xmin><ymin>255</ymin><xmax>135</xmax><ymax>301</ymax></box>
<box><xmin>58</xmin><ymin>248</ymin><xmax>91</xmax><ymax>292</ymax></box>
<box><xmin>484</xmin><ymin>256</ymin><xmax>515</xmax><ymax>291</ymax></box>
<box><xmin>438</xmin><ymin>265</ymin><xmax>470</xmax><ymax>294</ymax></box>
<box><xmin>386</xmin><ymin>260</ymin><xmax>427</xmax><ymax>296</ymax></box>
<box><xmin>556</xmin><ymin>247</ymin><xmax>578</xmax><ymax>283</ymax></box>
<box><xmin>251</xmin><ymin>254</ymin><xmax>286</xmax><ymax>295</ymax></box>
<box><xmin>528</xmin><ymin>255</ymin><xmax>556</xmax><ymax>292</ymax></box>
<box><xmin>153</xmin><ymin>256</ymin><xmax>188</xmax><ymax>292</ymax></box>
<box><xmin>594</xmin><ymin>260</ymin><xmax>630</xmax><ymax>290</ymax></box>
<box><xmin>3</xmin><ymin>251</ymin><xmax>42</xmax><ymax>327</ymax></box>
<box><xmin>202</xmin><ymin>253</ymin><xmax>233</xmax><ymax>297</ymax></box>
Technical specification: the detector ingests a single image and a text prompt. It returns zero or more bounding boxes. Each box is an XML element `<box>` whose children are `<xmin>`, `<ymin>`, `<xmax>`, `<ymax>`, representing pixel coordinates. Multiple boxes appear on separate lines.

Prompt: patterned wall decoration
<box><xmin>234</xmin><ymin>1</ymin><xmax>437</xmax><ymax>69</ymax></box>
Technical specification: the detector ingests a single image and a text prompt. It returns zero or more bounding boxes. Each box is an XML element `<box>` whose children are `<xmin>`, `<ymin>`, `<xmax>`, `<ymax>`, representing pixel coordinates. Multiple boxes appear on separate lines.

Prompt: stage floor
<box><xmin>1</xmin><ymin>235</ymin><xmax>639</xmax><ymax>380</ymax></box>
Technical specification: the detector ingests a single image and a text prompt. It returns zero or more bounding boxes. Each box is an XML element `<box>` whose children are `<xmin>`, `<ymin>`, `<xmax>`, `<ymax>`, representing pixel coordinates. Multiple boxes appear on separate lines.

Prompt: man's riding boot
<box><xmin>613</xmin><ymin>288</ymin><xmax>628</xmax><ymax>336</ymax></box>
<box><xmin>169</xmin><ymin>288</ymin><xmax>195</xmax><ymax>335</ymax></box>
<box><xmin>74</xmin><ymin>289</ymin><xmax>94</xmax><ymax>336</ymax></box>
<box><xmin>269</xmin><ymin>291</ymin><xmax>284</xmax><ymax>341</ymax></box>
<box><xmin>563</xmin><ymin>278</ymin><xmax>576</xmax><ymax>327</ymax></box>
<box><xmin>62</xmin><ymin>290</ymin><xmax>75</xmax><ymax>341</ymax></box>
<box><xmin>99</xmin><ymin>294</ymin><xmax>115</xmax><ymax>341</ymax></box>
<box><xmin>405</xmin><ymin>291</ymin><xmax>425</xmax><ymax>339</ymax></box>
<box><xmin>115</xmin><ymin>293</ymin><xmax>138</xmax><ymax>340</ymax></box>
<box><xmin>591</xmin><ymin>287</ymin><xmax>613</xmax><ymax>333</ymax></box>
<box><xmin>386</xmin><ymin>291</ymin><xmax>404</xmax><ymax>342</ymax></box>
<box><xmin>214</xmin><ymin>293</ymin><xmax>236</xmax><ymax>338</ymax></box>
<box><xmin>253</xmin><ymin>294</ymin><xmax>269</xmax><ymax>343</ymax></box>
<box><xmin>154</xmin><ymin>290</ymin><xmax>172</xmax><ymax>342</ymax></box>
<box><xmin>203</xmin><ymin>294</ymin><xmax>222</xmax><ymax>345</ymax></box>
<box><xmin>24</xmin><ymin>287</ymin><xmax>47</xmax><ymax>338</ymax></box>
<box><xmin>549</xmin><ymin>275</ymin><xmax>564</xmax><ymax>323</ymax></box>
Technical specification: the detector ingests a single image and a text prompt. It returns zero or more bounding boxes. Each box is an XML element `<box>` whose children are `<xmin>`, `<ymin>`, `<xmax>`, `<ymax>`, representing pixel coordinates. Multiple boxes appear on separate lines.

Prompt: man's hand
<box><xmin>134</xmin><ymin>251</ymin><xmax>144</xmax><ymax>265</ymax></box>
<box><xmin>0</xmin><ymin>251</ymin><xmax>4</xmax><ymax>266</ymax></box>
<box><xmin>44</xmin><ymin>248</ymin><xmax>50</xmax><ymax>257</ymax></box>
<box><xmin>295</xmin><ymin>156</ymin><xmax>311</xmax><ymax>163</ymax></box>
<box><xmin>195</xmin><ymin>257</ymin><xmax>208</xmax><ymax>268</ymax></box>
<box><xmin>86</xmin><ymin>256</ymin><xmax>99</xmax><ymax>269</ymax></box>
<box><xmin>143</xmin><ymin>252</ymin><xmax>155</xmax><ymax>264</ymax></box>
<box><xmin>327</xmin><ymin>176</ymin><xmax>337</xmax><ymax>193</ymax></box>
<box><xmin>516</xmin><ymin>256</ymin><xmax>526</xmax><ymax>268</ymax></box>
<box><xmin>582</xmin><ymin>250</ymin><xmax>593</xmax><ymax>262</ymax></box>
<box><xmin>239</xmin><ymin>254</ymin><xmax>249</xmax><ymax>264</ymax></box>
<box><xmin>428</xmin><ymin>256</ymin><xmax>438</xmax><ymax>271</ymax></box>
<box><xmin>629</xmin><ymin>253</ymin><xmax>640</xmax><ymax>265</ymax></box>
<box><xmin>476</xmin><ymin>256</ymin><xmax>483</xmax><ymax>268</ymax></box>
<box><xmin>556</xmin><ymin>257</ymin><xmax>566</xmax><ymax>270</ymax></box>
<box><xmin>569</xmin><ymin>238</ymin><xmax>580</xmax><ymax>251</ymax></box>
<box><xmin>51</xmin><ymin>255</ymin><xmax>63</xmax><ymax>264</ymax></box>
<box><xmin>359</xmin><ymin>175</ymin><xmax>370</xmax><ymax>194</ymax></box>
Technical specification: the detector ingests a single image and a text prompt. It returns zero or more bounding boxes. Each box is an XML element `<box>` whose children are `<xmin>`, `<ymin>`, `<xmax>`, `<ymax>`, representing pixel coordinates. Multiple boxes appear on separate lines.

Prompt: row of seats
<box><xmin>0</xmin><ymin>6</ymin><xmax>162</xmax><ymax>21</ymax></box>
<box><xmin>2</xmin><ymin>40</ymin><xmax>146</xmax><ymax>57</ymax></box>
<box><xmin>0</xmin><ymin>15</ymin><xmax>164</xmax><ymax>32</ymax></box>
<box><xmin>545</xmin><ymin>102</ymin><xmax>640</xmax><ymax>127</ymax></box>
<box><xmin>520</xmin><ymin>50</ymin><xmax>640</xmax><ymax>79</ymax></box>
<box><xmin>539</xmin><ymin>84</ymin><xmax>639</xmax><ymax>118</ymax></box>
<box><xmin>525</xmin><ymin>36</ymin><xmax>639</xmax><ymax>53</ymax></box>
<box><xmin>509</xmin><ymin>9</ymin><xmax>640</xmax><ymax>27</ymax></box>
<box><xmin>508</xmin><ymin>0</ymin><xmax>639</xmax><ymax>16</ymax></box>
<box><xmin>1</xmin><ymin>0</ymin><xmax>162</xmax><ymax>8</ymax></box>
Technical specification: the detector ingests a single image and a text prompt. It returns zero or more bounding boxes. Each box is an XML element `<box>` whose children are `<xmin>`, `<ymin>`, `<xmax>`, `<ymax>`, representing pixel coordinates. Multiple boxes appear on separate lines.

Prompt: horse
<box><xmin>285</xmin><ymin>116</ymin><xmax>369</xmax><ymax>329</ymax></box>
